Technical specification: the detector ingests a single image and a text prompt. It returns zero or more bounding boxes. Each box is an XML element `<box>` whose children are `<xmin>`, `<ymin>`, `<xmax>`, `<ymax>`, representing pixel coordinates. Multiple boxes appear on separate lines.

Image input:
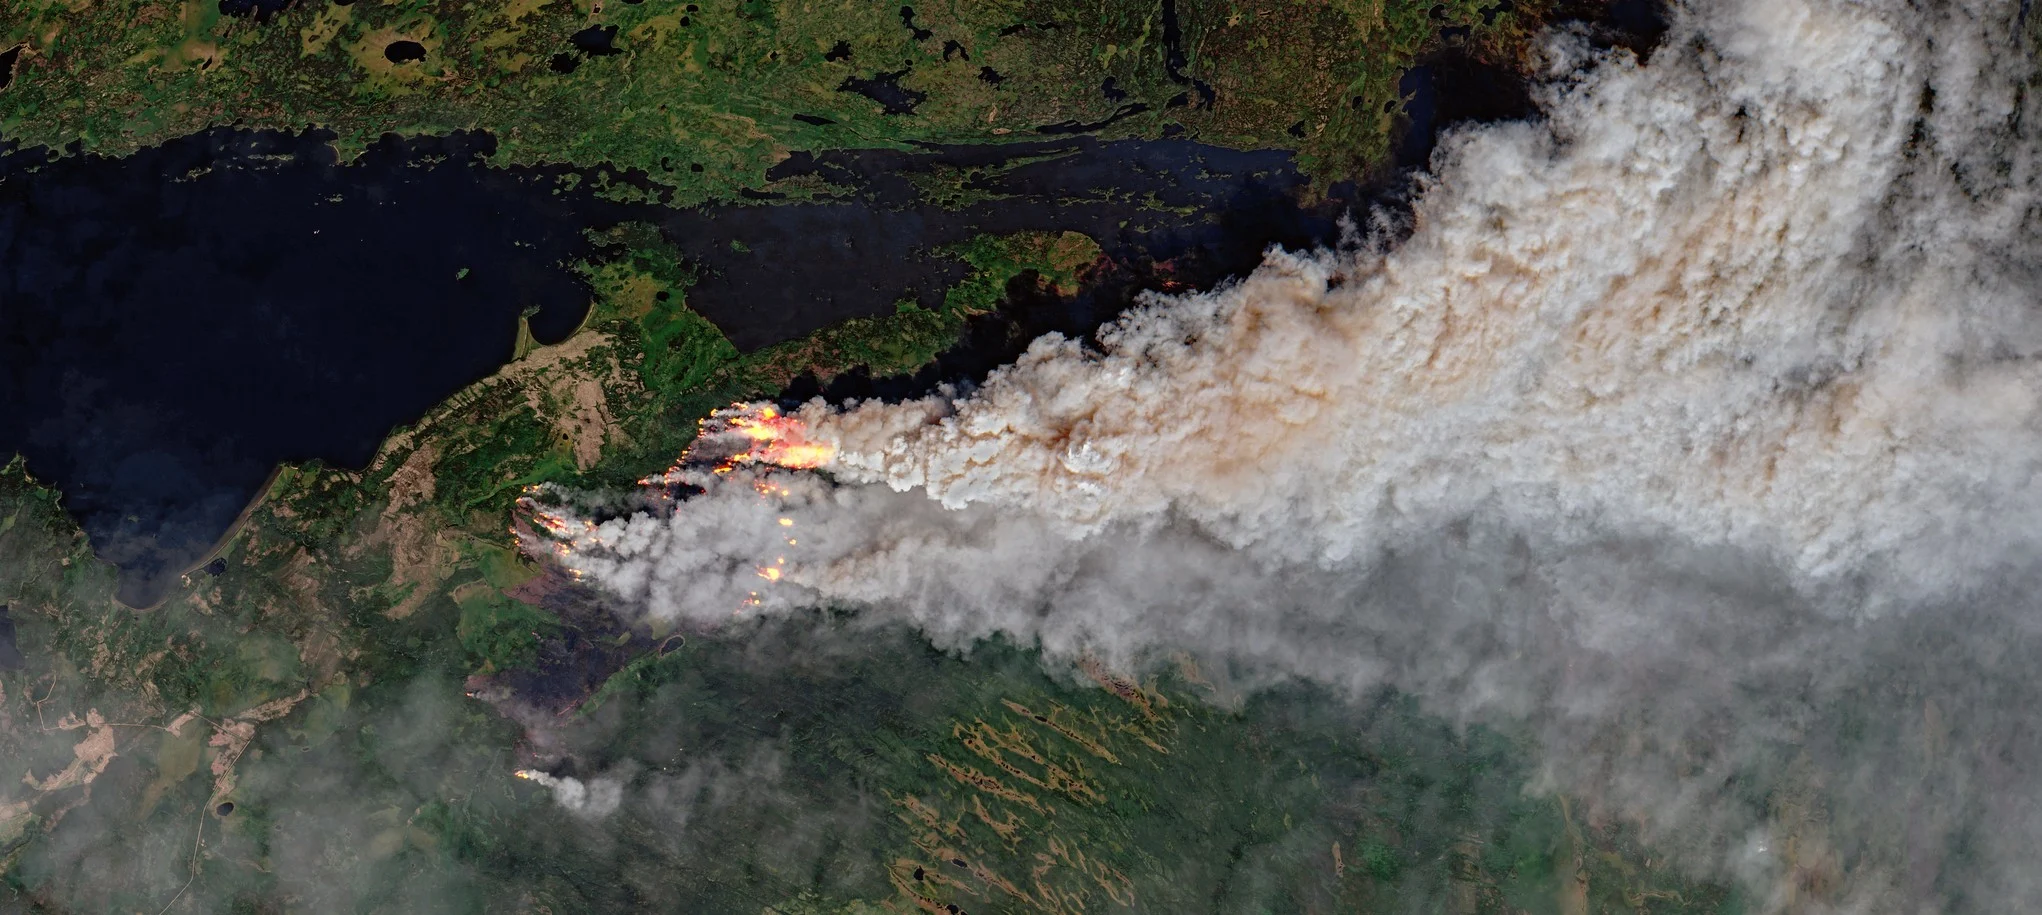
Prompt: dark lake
<box><xmin>1</xmin><ymin>129</ymin><xmax>1368</xmax><ymax>608</ymax></box>
<box><xmin>1</xmin><ymin>130</ymin><xmax>618</xmax><ymax>606</ymax></box>
<box><xmin>0</xmin><ymin>604</ymin><xmax>21</xmax><ymax>669</ymax></box>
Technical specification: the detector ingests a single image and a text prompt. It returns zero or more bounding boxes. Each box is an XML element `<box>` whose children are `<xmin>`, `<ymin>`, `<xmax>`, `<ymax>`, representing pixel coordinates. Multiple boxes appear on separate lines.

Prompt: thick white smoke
<box><xmin>546</xmin><ymin>0</ymin><xmax>2042</xmax><ymax>908</ymax></box>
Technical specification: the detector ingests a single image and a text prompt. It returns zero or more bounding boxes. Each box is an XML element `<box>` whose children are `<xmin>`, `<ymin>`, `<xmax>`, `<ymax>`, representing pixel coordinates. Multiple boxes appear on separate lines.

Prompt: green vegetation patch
<box><xmin>0</xmin><ymin>215</ymin><xmax>1733</xmax><ymax>912</ymax></box>
<box><xmin>1</xmin><ymin>0</ymin><xmax>1548</xmax><ymax>200</ymax></box>
<box><xmin>721</xmin><ymin>228</ymin><xmax>1104</xmax><ymax>388</ymax></box>
<box><xmin>0</xmin><ymin>220</ymin><xmax>1115</xmax><ymax>909</ymax></box>
<box><xmin>454</xmin><ymin>582</ymin><xmax>559</xmax><ymax>674</ymax></box>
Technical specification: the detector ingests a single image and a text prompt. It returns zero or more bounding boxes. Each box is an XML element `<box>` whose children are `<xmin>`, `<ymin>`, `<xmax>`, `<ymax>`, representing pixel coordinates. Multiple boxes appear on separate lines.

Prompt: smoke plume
<box><xmin>538</xmin><ymin>0</ymin><xmax>2042</xmax><ymax>908</ymax></box>
<box><xmin>515</xmin><ymin>769</ymin><xmax>623</xmax><ymax>818</ymax></box>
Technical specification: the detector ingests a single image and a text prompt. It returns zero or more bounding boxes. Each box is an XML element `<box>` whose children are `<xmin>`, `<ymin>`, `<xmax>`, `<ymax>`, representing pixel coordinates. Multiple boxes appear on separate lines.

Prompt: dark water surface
<box><xmin>0</xmin><ymin>130</ymin><xmax>618</xmax><ymax>605</ymax></box>
<box><xmin>2</xmin><ymin>129</ymin><xmax>1368</xmax><ymax>608</ymax></box>
<box><xmin>0</xmin><ymin>605</ymin><xmax>21</xmax><ymax>670</ymax></box>
<box><xmin>672</xmin><ymin>136</ymin><xmax>1356</xmax><ymax>350</ymax></box>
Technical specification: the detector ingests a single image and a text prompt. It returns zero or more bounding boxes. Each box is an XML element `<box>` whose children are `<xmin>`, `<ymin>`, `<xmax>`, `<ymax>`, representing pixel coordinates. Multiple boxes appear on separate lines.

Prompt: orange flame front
<box><xmin>717</xmin><ymin>404</ymin><xmax>835</xmax><ymax>470</ymax></box>
<box><xmin>695</xmin><ymin>403</ymin><xmax>836</xmax><ymax>472</ymax></box>
<box><xmin>515</xmin><ymin>403</ymin><xmax>832</xmax><ymax>602</ymax></box>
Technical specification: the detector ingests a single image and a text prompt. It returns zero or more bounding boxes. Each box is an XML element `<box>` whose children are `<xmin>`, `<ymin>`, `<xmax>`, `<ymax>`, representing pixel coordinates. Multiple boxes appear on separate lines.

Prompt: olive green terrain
<box><xmin>2</xmin><ymin>0</ymin><xmax>1539</xmax><ymax>200</ymax></box>
<box><xmin>0</xmin><ymin>226</ymin><xmax>1748</xmax><ymax>912</ymax></box>
<box><xmin>0</xmin><ymin>1</ymin><xmax>1763</xmax><ymax>910</ymax></box>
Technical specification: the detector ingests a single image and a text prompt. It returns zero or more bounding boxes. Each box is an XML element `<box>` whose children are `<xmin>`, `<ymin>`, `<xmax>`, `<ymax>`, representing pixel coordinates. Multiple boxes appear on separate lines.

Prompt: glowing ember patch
<box><xmin>761</xmin><ymin>441</ymin><xmax>835</xmax><ymax>469</ymax></box>
<box><xmin>689</xmin><ymin>402</ymin><xmax>837</xmax><ymax>472</ymax></box>
<box><xmin>512</xmin><ymin>402</ymin><xmax>833</xmax><ymax>586</ymax></box>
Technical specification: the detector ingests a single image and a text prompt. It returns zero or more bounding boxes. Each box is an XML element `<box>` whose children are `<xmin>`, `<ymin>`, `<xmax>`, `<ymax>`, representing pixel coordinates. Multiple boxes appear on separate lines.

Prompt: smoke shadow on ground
<box><xmin>0</xmin><ymin>605</ymin><xmax>22</xmax><ymax>669</ymax></box>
